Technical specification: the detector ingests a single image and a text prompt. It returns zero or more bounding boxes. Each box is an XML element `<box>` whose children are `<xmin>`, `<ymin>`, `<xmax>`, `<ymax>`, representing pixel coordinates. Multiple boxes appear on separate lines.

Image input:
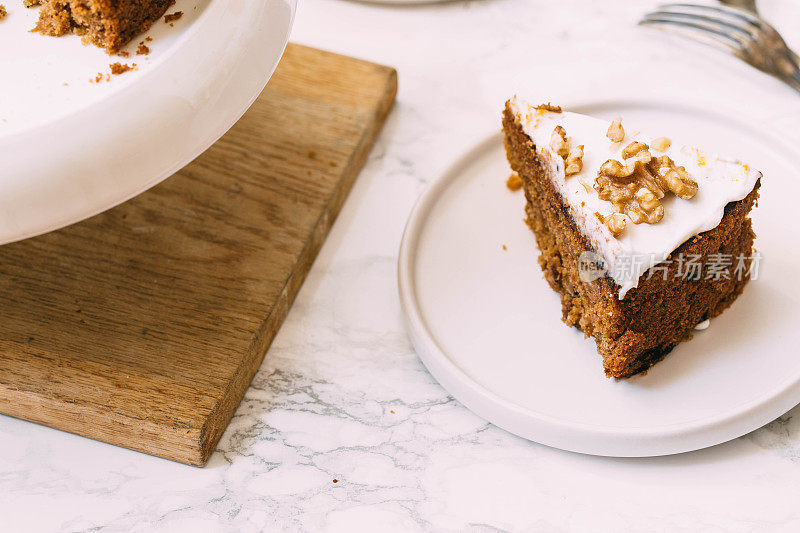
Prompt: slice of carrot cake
<box><xmin>503</xmin><ymin>97</ymin><xmax>762</xmax><ymax>378</ymax></box>
<box><xmin>25</xmin><ymin>0</ymin><xmax>173</xmax><ymax>53</ymax></box>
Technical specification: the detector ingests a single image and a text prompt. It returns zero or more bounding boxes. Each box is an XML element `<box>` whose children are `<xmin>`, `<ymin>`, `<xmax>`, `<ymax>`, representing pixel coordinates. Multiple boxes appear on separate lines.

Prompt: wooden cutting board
<box><xmin>0</xmin><ymin>44</ymin><xmax>397</xmax><ymax>466</ymax></box>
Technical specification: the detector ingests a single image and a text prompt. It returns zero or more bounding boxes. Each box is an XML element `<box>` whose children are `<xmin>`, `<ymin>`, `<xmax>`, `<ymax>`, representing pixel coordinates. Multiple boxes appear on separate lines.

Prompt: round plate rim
<box><xmin>398</xmin><ymin>96</ymin><xmax>800</xmax><ymax>457</ymax></box>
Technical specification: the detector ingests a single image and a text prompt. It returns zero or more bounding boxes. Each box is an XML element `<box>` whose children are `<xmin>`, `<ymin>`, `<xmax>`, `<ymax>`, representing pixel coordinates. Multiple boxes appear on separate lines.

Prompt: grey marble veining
<box><xmin>4</xmin><ymin>0</ymin><xmax>800</xmax><ymax>531</ymax></box>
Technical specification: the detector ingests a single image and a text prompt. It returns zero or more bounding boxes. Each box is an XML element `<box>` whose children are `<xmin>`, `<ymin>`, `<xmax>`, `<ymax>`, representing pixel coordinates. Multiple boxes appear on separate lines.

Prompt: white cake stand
<box><xmin>0</xmin><ymin>0</ymin><xmax>296</xmax><ymax>245</ymax></box>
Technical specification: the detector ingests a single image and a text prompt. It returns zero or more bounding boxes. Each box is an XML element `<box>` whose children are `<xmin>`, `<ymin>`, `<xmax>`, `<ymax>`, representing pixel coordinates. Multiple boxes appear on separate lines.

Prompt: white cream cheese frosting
<box><xmin>508</xmin><ymin>97</ymin><xmax>762</xmax><ymax>299</ymax></box>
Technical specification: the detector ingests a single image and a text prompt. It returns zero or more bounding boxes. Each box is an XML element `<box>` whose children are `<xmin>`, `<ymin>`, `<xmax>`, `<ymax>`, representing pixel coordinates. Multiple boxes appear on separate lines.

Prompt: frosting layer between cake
<box><xmin>508</xmin><ymin>97</ymin><xmax>762</xmax><ymax>299</ymax></box>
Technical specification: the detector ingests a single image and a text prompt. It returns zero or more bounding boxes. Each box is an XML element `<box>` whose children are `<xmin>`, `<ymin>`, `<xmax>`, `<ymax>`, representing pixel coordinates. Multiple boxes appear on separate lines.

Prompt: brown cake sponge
<box><xmin>26</xmin><ymin>0</ymin><xmax>174</xmax><ymax>53</ymax></box>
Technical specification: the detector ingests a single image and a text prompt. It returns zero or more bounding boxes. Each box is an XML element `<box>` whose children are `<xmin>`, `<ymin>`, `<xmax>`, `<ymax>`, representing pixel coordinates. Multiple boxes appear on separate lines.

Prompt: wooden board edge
<box><xmin>193</xmin><ymin>66</ymin><xmax>399</xmax><ymax>467</ymax></box>
<box><xmin>0</xmin><ymin>391</ymin><xmax>205</xmax><ymax>465</ymax></box>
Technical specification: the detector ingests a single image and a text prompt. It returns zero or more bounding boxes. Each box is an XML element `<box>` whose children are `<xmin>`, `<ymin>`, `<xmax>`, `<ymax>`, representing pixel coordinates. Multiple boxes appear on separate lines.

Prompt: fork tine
<box><xmin>651</xmin><ymin>3</ymin><xmax>799</xmax><ymax>60</ymax></box>
<box><xmin>644</xmin><ymin>10</ymin><xmax>756</xmax><ymax>40</ymax></box>
<box><xmin>642</xmin><ymin>3</ymin><xmax>800</xmax><ymax>93</ymax></box>
<box><xmin>640</xmin><ymin>15</ymin><xmax>747</xmax><ymax>55</ymax></box>
<box><xmin>658</xmin><ymin>3</ymin><xmax>765</xmax><ymax>30</ymax></box>
<box><xmin>660</xmin><ymin>2</ymin><xmax>795</xmax><ymax>56</ymax></box>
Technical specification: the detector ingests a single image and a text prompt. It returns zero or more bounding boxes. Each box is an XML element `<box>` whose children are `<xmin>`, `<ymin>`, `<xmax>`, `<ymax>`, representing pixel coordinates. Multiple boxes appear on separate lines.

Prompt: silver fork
<box><xmin>640</xmin><ymin>3</ymin><xmax>800</xmax><ymax>93</ymax></box>
<box><xmin>719</xmin><ymin>0</ymin><xmax>800</xmax><ymax>63</ymax></box>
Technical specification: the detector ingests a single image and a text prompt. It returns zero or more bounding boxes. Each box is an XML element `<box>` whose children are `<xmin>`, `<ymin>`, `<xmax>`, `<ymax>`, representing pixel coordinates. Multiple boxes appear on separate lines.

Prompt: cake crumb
<box><xmin>506</xmin><ymin>173</ymin><xmax>523</xmax><ymax>191</ymax></box>
<box><xmin>502</xmin><ymin>244</ymin><xmax>508</xmax><ymax>251</ymax></box>
<box><xmin>332</xmin><ymin>479</ymin><xmax>338</xmax><ymax>483</ymax></box>
<box><xmin>137</xmin><ymin>42</ymin><xmax>150</xmax><ymax>55</ymax></box>
<box><xmin>118</xmin><ymin>50</ymin><xmax>130</xmax><ymax>57</ymax></box>
<box><xmin>0</xmin><ymin>5</ymin><xmax>7</xmax><ymax>20</ymax></box>
<box><xmin>110</xmin><ymin>62</ymin><xmax>135</xmax><ymax>75</ymax></box>
<box><xmin>164</xmin><ymin>11</ymin><xmax>183</xmax><ymax>23</ymax></box>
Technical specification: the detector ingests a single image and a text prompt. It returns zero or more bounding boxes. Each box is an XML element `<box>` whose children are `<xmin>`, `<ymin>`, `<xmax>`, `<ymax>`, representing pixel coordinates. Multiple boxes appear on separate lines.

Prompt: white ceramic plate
<box><xmin>0</xmin><ymin>0</ymin><xmax>296</xmax><ymax>245</ymax></box>
<box><xmin>399</xmin><ymin>98</ymin><xmax>800</xmax><ymax>457</ymax></box>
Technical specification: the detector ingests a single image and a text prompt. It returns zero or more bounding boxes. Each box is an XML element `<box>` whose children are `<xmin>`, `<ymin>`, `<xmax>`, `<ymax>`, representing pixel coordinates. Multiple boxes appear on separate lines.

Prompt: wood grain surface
<box><xmin>0</xmin><ymin>44</ymin><xmax>397</xmax><ymax>466</ymax></box>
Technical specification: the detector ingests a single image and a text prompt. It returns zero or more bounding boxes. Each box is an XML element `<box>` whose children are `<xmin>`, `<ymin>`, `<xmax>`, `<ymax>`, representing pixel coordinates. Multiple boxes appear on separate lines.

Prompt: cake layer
<box><xmin>507</xmin><ymin>97</ymin><xmax>762</xmax><ymax>298</ymax></box>
<box><xmin>503</xmin><ymin>102</ymin><xmax>761</xmax><ymax>378</ymax></box>
<box><xmin>27</xmin><ymin>0</ymin><xmax>174</xmax><ymax>52</ymax></box>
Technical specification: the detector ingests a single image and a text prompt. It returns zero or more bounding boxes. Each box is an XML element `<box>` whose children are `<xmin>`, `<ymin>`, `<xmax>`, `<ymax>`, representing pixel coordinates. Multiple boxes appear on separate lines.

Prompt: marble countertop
<box><xmin>5</xmin><ymin>1</ymin><xmax>800</xmax><ymax>531</ymax></box>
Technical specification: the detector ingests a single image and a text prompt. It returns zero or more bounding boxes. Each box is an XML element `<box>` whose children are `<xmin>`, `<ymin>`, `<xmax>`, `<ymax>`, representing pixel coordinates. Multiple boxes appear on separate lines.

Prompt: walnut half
<box><xmin>594</xmin><ymin>141</ymin><xmax>699</xmax><ymax>236</ymax></box>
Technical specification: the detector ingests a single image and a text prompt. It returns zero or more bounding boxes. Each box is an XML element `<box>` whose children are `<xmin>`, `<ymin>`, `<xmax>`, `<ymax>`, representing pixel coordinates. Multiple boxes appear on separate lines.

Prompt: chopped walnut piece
<box><xmin>621</xmin><ymin>141</ymin><xmax>650</xmax><ymax>162</ymax></box>
<box><xmin>635</xmin><ymin>187</ymin><xmax>660</xmax><ymax>212</ymax></box>
<box><xmin>651</xmin><ymin>155</ymin><xmax>698</xmax><ymax>199</ymax></box>
<box><xmin>631</xmin><ymin>188</ymin><xmax>664</xmax><ymax>224</ymax></box>
<box><xmin>605</xmin><ymin>213</ymin><xmax>627</xmax><ymax>236</ymax></box>
<box><xmin>565</xmin><ymin>145</ymin><xmax>584</xmax><ymax>176</ymax></box>
<box><xmin>606</xmin><ymin>118</ymin><xmax>625</xmax><ymax>143</ymax></box>
<box><xmin>534</xmin><ymin>103</ymin><xmax>562</xmax><ymax>113</ymax></box>
<box><xmin>651</xmin><ymin>137</ymin><xmax>671</xmax><ymax>152</ymax></box>
<box><xmin>664</xmin><ymin>166</ymin><xmax>698</xmax><ymax>199</ymax></box>
<box><xmin>548</xmin><ymin>126</ymin><xmax>584</xmax><ymax>177</ymax></box>
<box><xmin>550</xmin><ymin>126</ymin><xmax>569</xmax><ymax>157</ymax></box>
<box><xmin>595</xmin><ymin>169</ymin><xmax>636</xmax><ymax>204</ymax></box>
<box><xmin>594</xmin><ymin>148</ymin><xmax>699</xmax><ymax>235</ymax></box>
<box><xmin>598</xmin><ymin>159</ymin><xmax>634</xmax><ymax>179</ymax></box>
